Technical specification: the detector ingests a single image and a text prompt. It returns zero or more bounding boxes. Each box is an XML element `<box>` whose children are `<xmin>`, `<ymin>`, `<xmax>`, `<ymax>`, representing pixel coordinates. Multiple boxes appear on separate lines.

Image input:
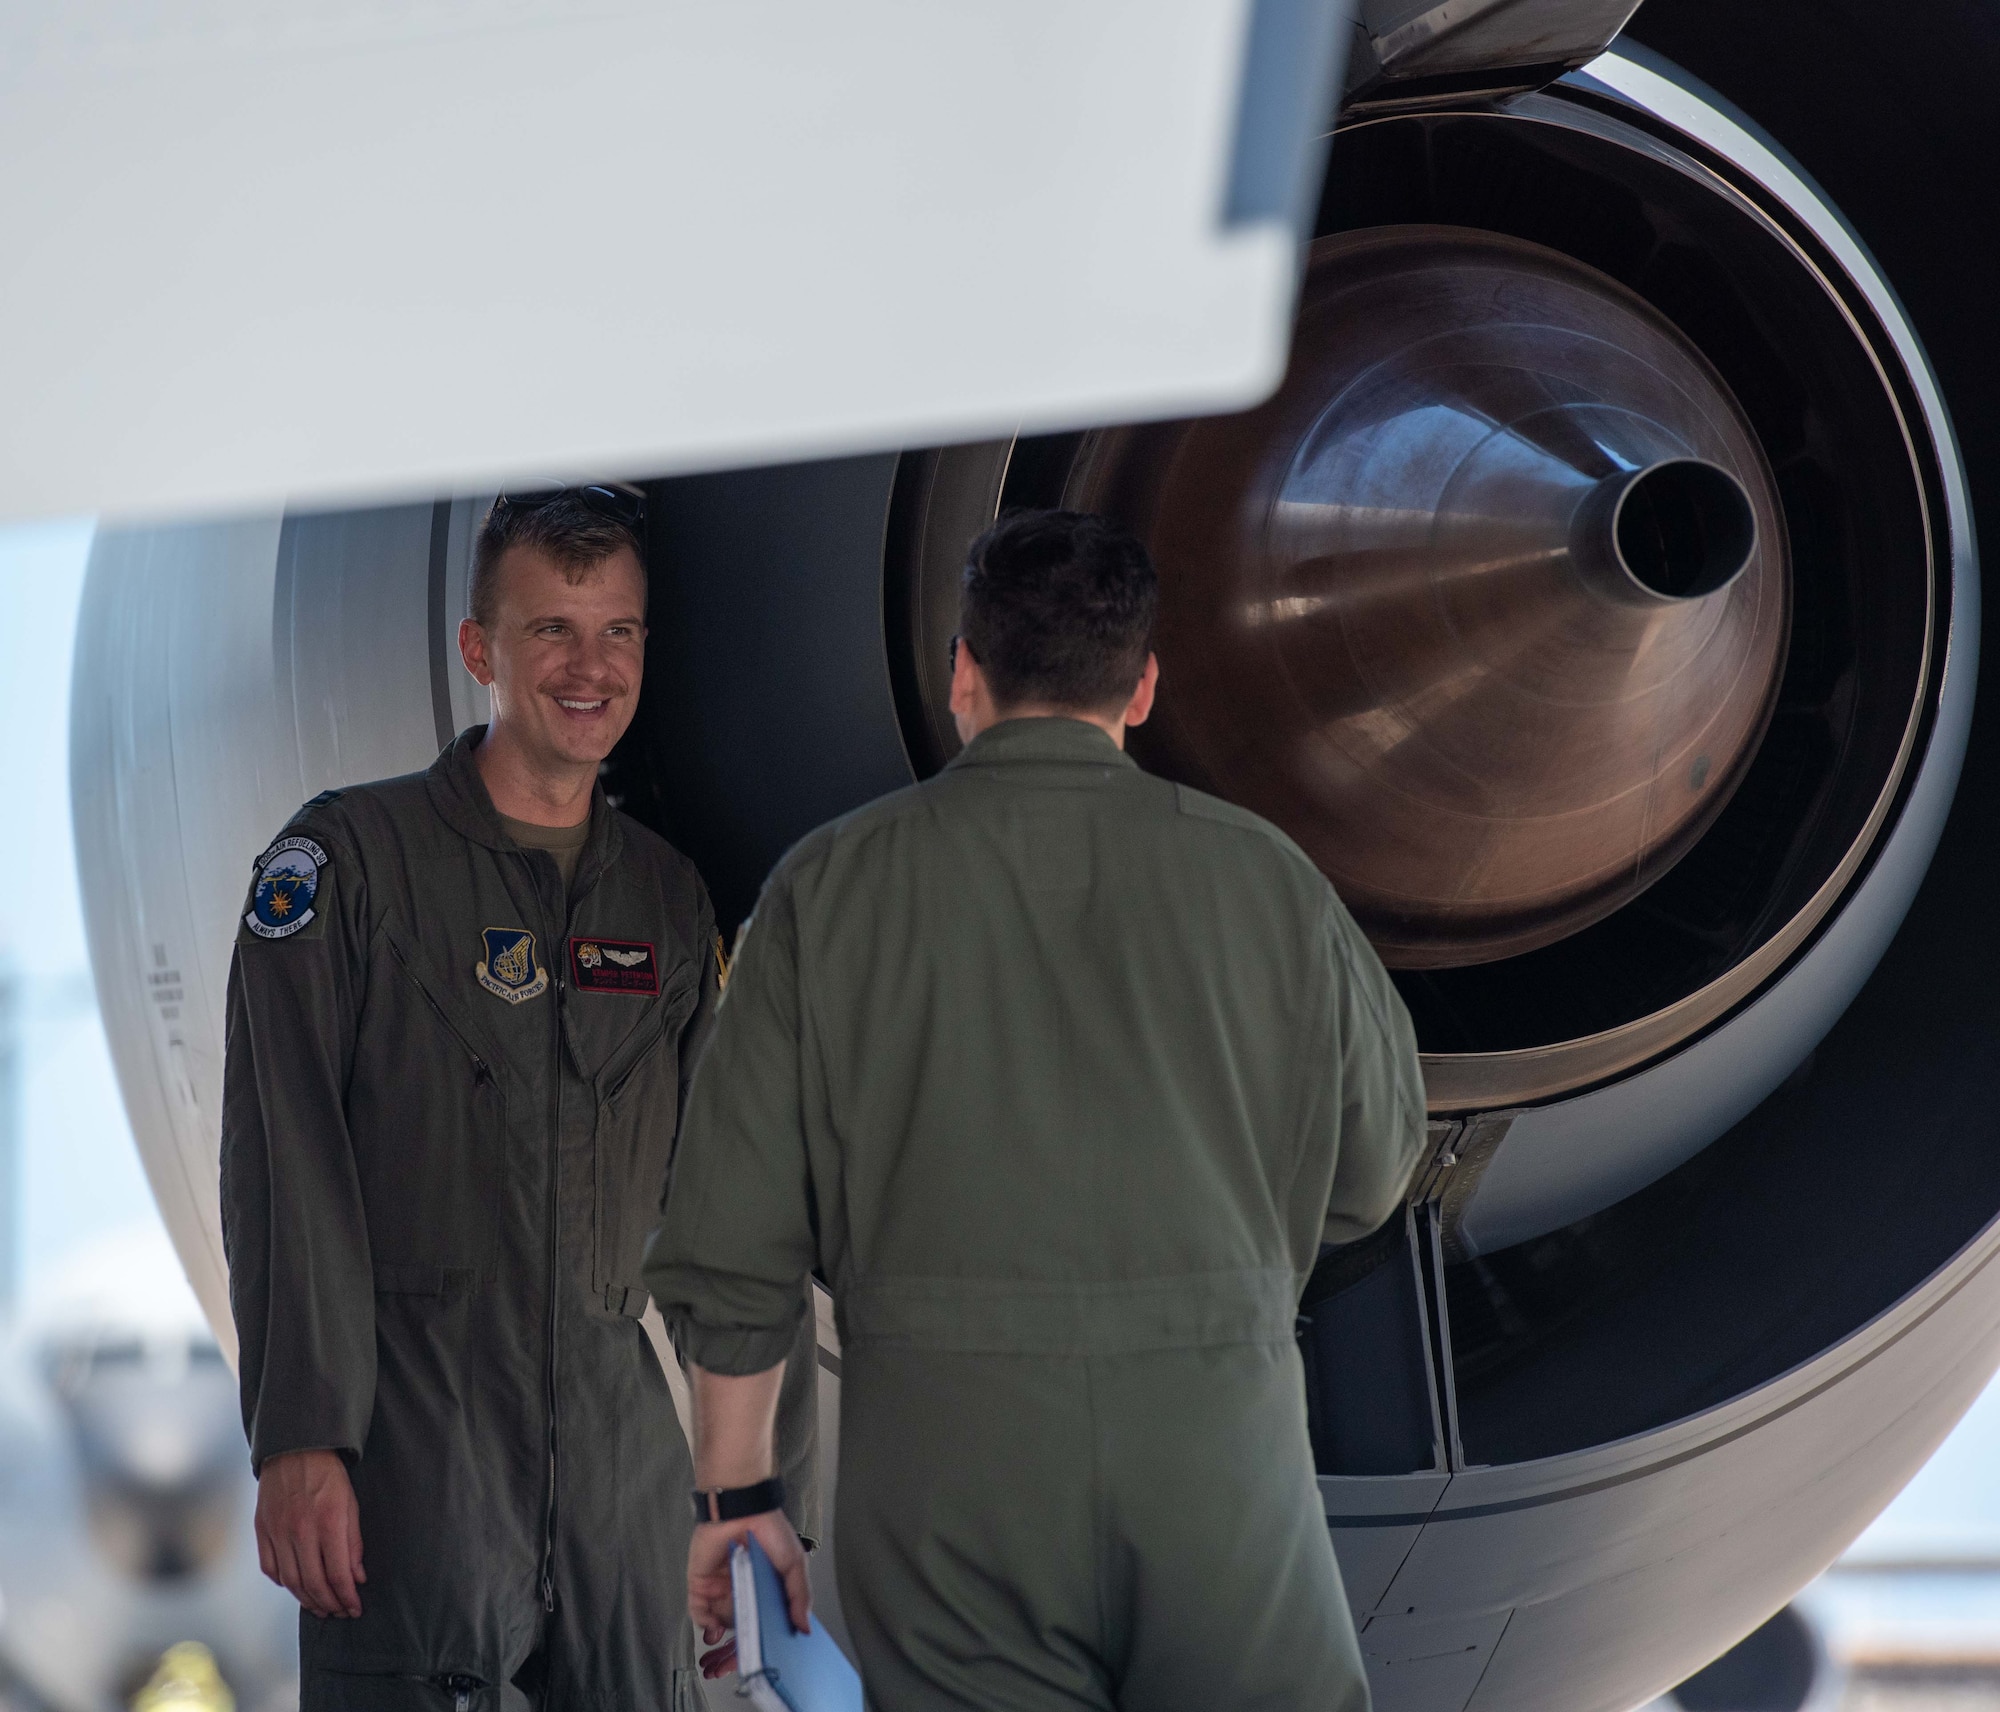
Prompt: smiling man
<box><xmin>219</xmin><ymin>486</ymin><xmax>817</xmax><ymax>1712</ymax></box>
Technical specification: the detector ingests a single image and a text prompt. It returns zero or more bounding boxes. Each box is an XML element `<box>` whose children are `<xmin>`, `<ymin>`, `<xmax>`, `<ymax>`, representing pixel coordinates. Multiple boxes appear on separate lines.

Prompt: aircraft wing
<box><xmin>0</xmin><ymin>0</ymin><xmax>1345</xmax><ymax>523</ymax></box>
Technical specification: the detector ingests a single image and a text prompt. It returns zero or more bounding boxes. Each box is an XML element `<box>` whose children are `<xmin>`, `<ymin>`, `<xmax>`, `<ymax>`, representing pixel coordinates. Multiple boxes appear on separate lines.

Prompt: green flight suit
<box><xmin>220</xmin><ymin>730</ymin><xmax>818</xmax><ymax>1712</ymax></box>
<box><xmin>646</xmin><ymin>717</ymin><xmax>1427</xmax><ymax>1712</ymax></box>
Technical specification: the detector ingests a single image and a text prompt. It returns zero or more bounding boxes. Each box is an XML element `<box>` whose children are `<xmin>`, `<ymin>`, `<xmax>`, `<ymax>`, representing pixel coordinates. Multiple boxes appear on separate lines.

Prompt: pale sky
<box><xmin>0</xmin><ymin>519</ymin><xmax>162</xmax><ymax>1298</ymax></box>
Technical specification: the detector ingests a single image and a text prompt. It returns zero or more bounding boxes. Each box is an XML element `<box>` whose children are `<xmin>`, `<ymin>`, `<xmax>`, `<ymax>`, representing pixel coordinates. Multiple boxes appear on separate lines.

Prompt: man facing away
<box><xmin>645</xmin><ymin>508</ymin><xmax>1429</xmax><ymax>1710</ymax></box>
<box><xmin>220</xmin><ymin>486</ymin><xmax>816</xmax><ymax>1712</ymax></box>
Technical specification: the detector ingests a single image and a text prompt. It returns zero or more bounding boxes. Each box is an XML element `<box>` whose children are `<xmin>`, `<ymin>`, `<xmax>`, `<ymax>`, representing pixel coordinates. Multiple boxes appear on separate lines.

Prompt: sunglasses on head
<box><xmin>492</xmin><ymin>484</ymin><xmax>647</xmax><ymax>534</ymax></box>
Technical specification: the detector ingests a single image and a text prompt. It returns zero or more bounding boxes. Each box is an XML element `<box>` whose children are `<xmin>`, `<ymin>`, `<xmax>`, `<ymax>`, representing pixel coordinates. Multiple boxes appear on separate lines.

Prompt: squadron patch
<box><xmin>244</xmin><ymin>837</ymin><xmax>327</xmax><ymax>940</ymax></box>
<box><xmin>569</xmin><ymin>936</ymin><xmax>659</xmax><ymax>997</ymax></box>
<box><xmin>476</xmin><ymin>927</ymin><xmax>549</xmax><ymax>1004</ymax></box>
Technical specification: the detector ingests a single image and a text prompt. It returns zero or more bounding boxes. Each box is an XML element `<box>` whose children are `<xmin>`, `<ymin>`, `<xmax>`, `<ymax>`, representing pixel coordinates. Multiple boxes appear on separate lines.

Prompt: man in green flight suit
<box><xmin>221</xmin><ymin>487</ymin><xmax>816</xmax><ymax>1712</ymax></box>
<box><xmin>645</xmin><ymin>509</ymin><xmax>1429</xmax><ymax>1710</ymax></box>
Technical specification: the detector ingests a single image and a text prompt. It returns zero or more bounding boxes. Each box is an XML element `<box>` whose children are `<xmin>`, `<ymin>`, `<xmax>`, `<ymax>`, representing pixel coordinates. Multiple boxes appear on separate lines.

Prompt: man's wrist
<box><xmin>690</xmin><ymin>1475</ymin><xmax>786</xmax><ymax>1524</ymax></box>
<box><xmin>257</xmin><ymin>1446</ymin><xmax>348</xmax><ymax>1478</ymax></box>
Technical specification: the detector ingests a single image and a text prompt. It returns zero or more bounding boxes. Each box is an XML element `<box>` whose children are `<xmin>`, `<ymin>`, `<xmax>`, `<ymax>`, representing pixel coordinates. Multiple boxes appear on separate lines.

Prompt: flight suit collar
<box><xmin>425</xmin><ymin>725</ymin><xmax>626</xmax><ymax>878</ymax></box>
<box><xmin>945</xmin><ymin>715</ymin><xmax>1139</xmax><ymax>773</ymax></box>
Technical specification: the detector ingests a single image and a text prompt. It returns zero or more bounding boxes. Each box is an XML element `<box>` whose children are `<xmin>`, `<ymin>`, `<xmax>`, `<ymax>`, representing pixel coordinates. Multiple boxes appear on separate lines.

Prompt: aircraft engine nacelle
<box><xmin>68</xmin><ymin>9</ymin><xmax>2000</xmax><ymax>1712</ymax></box>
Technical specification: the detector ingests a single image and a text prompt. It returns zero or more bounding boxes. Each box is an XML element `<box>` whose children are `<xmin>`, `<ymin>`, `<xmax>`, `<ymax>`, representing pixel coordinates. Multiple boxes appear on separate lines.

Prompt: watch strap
<box><xmin>691</xmin><ymin>1475</ymin><xmax>786</xmax><ymax>1524</ymax></box>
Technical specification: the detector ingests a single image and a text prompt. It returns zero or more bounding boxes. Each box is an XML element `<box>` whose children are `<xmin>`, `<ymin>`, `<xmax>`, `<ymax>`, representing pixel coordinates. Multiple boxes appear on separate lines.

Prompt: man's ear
<box><xmin>949</xmin><ymin>640</ymin><xmax>983</xmax><ymax>719</ymax></box>
<box><xmin>1123</xmin><ymin>654</ymin><xmax>1160</xmax><ymax>728</ymax></box>
<box><xmin>459</xmin><ymin>617</ymin><xmax>496</xmax><ymax>688</ymax></box>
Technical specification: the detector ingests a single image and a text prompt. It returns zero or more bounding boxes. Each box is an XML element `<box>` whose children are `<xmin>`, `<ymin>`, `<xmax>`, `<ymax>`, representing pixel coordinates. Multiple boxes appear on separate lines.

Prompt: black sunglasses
<box><xmin>949</xmin><ymin>634</ymin><xmax>977</xmax><ymax>668</ymax></box>
<box><xmin>492</xmin><ymin>484</ymin><xmax>646</xmax><ymax>533</ymax></box>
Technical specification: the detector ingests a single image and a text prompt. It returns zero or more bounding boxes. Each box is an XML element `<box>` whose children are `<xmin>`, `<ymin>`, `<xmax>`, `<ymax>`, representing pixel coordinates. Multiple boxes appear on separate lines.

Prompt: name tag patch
<box><xmin>570</xmin><ymin>936</ymin><xmax>660</xmax><ymax>997</ymax></box>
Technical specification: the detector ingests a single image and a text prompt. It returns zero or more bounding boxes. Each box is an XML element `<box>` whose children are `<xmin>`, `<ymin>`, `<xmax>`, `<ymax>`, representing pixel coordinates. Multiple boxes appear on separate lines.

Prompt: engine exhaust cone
<box><xmin>1080</xmin><ymin>226</ymin><xmax>1790</xmax><ymax>968</ymax></box>
<box><xmin>1576</xmin><ymin>459</ymin><xmax>1758</xmax><ymax>605</ymax></box>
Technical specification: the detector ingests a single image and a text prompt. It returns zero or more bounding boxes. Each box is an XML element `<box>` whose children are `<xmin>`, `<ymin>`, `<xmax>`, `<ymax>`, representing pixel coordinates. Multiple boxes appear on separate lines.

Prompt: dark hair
<box><xmin>469</xmin><ymin>490</ymin><xmax>646</xmax><ymax>629</ymax></box>
<box><xmin>960</xmin><ymin>510</ymin><xmax>1158</xmax><ymax>713</ymax></box>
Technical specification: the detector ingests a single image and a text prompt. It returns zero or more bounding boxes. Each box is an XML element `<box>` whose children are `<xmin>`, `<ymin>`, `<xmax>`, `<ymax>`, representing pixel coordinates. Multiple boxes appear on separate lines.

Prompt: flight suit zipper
<box><xmin>528</xmin><ymin>848</ymin><xmax>596</xmax><ymax>1608</ymax></box>
<box><xmin>434</xmin><ymin>1676</ymin><xmax>482</xmax><ymax>1712</ymax></box>
<box><xmin>540</xmin><ymin>941</ymin><xmax>564</xmax><ymax>1615</ymax></box>
<box><xmin>533</xmin><ymin>837</ymin><xmax>611</xmax><ymax>1617</ymax></box>
<box><xmin>383</xmin><ymin>937</ymin><xmax>493</xmax><ymax>1081</ymax></box>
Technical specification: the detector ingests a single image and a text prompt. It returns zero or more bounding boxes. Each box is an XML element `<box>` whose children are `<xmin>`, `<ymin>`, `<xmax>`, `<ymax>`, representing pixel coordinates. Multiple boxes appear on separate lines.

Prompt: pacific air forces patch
<box><xmin>244</xmin><ymin>837</ymin><xmax>328</xmax><ymax>940</ymax></box>
<box><xmin>476</xmin><ymin>927</ymin><xmax>549</xmax><ymax>1004</ymax></box>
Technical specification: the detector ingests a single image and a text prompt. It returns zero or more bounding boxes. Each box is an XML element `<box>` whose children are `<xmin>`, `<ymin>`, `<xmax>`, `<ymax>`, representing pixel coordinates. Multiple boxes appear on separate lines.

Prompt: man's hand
<box><xmin>255</xmin><ymin>1449</ymin><xmax>366</xmax><ymax>1618</ymax></box>
<box><xmin>685</xmin><ymin>1358</ymin><xmax>806</xmax><ymax>1672</ymax></box>
<box><xmin>688</xmin><ymin>1508</ymin><xmax>810</xmax><ymax>1670</ymax></box>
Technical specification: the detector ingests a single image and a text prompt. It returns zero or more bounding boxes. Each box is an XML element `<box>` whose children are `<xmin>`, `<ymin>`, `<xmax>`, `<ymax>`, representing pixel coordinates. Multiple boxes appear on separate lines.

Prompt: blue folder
<box><xmin>730</xmin><ymin>1536</ymin><xmax>864</xmax><ymax>1712</ymax></box>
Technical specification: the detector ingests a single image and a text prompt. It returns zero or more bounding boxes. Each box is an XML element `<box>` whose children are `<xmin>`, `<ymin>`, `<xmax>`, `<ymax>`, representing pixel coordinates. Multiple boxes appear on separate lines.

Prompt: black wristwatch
<box><xmin>690</xmin><ymin>1475</ymin><xmax>786</xmax><ymax>1524</ymax></box>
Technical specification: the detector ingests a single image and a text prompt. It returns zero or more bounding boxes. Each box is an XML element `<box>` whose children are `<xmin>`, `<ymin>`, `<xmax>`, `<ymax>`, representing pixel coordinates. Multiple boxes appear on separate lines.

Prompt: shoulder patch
<box><xmin>305</xmin><ymin>788</ymin><xmax>345</xmax><ymax>807</ymax></box>
<box><xmin>716</xmin><ymin>915</ymin><xmax>754</xmax><ymax>1004</ymax></box>
<box><xmin>243</xmin><ymin>837</ymin><xmax>328</xmax><ymax>940</ymax></box>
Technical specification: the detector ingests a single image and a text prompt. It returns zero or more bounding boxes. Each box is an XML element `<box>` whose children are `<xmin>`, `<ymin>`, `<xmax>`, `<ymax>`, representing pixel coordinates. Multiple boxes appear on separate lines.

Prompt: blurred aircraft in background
<box><xmin>0</xmin><ymin>1228</ymin><xmax>292</xmax><ymax>1712</ymax></box>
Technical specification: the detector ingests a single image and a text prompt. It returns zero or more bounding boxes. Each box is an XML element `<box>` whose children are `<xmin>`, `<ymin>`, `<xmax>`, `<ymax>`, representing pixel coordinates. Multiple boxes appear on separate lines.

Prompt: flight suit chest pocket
<box><xmin>362</xmin><ymin>932</ymin><xmax>508</xmax><ymax>1278</ymax></box>
<box><xmin>590</xmin><ymin>968</ymin><xmax>698</xmax><ymax>1300</ymax></box>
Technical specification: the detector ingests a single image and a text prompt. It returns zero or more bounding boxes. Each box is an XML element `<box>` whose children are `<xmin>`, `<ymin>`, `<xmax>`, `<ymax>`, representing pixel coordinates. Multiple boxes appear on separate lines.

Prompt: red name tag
<box><xmin>568</xmin><ymin>936</ymin><xmax>660</xmax><ymax>996</ymax></box>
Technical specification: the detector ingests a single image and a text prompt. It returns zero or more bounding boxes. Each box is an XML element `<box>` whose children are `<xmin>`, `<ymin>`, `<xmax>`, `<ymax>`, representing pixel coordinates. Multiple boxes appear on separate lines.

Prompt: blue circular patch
<box><xmin>246</xmin><ymin>837</ymin><xmax>327</xmax><ymax>940</ymax></box>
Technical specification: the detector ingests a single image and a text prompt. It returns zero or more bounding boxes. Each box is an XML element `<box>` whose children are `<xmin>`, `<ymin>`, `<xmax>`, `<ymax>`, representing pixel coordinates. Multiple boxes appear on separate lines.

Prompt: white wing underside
<box><xmin>0</xmin><ymin>1</ymin><xmax>1308</xmax><ymax>523</ymax></box>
